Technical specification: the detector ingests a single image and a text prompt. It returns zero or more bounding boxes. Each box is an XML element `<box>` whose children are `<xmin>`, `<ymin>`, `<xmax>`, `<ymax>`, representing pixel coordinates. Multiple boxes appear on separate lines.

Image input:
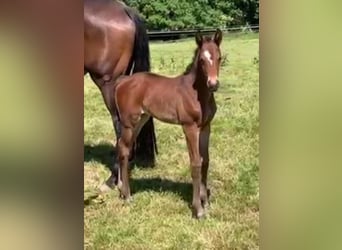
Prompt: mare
<box><xmin>113</xmin><ymin>29</ymin><xmax>223</xmax><ymax>218</ymax></box>
<box><xmin>84</xmin><ymin>0</ymin><xmax>157</xmax><ymax>190</ymax></box>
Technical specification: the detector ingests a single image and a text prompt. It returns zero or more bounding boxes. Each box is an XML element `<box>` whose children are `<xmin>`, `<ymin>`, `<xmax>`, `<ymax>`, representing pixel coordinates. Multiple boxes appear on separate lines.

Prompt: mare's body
<box><xmin>84</xmin><ymin>0</ymin><xmax>157</xmax><ymax>189</ymax></box>
<box><xmin>114</xmin><ymin>30</ymin><xmax>223</xmax><ymax>218</ymax></box>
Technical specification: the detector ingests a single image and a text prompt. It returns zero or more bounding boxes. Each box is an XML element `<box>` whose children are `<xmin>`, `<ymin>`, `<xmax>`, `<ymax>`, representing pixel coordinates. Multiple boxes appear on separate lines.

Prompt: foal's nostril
<box><xmin>207</xmin><ymin>80</ymin><xmax>219</xmax><ymax>92</ymax></box>
<box><xmin>208</xmin><ymin>80</ymin><xmax>219</xmax><ymax>87</ymax></box>
<box><xmin>207</xmin><ymin>80</ymin><xmax>215</xmax><ymax>86</ymax></box>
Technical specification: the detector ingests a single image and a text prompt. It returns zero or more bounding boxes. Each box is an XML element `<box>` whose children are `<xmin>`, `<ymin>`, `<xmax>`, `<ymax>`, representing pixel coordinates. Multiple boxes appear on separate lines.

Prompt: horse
<box><xmin>84</xmin><ymin>0</ymin><xmax>157</xmax><ymax>191</ymax></box>
<box><xmin>113</xmin><ymin>29</ymin><xmax>223</xmax><ymax>218</ymax></box>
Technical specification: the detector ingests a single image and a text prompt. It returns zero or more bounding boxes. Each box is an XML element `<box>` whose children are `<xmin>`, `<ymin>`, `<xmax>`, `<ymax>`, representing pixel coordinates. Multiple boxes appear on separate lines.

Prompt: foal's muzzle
<box><xmin>207</xmin><ymin>80</ymin><xmax>220</xmax><ymax>92</ymax></box>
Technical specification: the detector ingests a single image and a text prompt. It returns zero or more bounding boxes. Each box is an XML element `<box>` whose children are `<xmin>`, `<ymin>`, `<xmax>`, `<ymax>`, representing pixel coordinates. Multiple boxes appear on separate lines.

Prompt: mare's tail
<box><xmin>125</xmin><ymin>7</ymin><xmax>158</xmax><ymax>167</ymax></box>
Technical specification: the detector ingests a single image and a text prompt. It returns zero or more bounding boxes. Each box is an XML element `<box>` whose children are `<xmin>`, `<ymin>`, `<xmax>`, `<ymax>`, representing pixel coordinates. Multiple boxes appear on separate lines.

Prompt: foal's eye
<box><xmin>218</xmin><ymin>57</ymin><xmax>222</xmax><ymax>61</ymax></box>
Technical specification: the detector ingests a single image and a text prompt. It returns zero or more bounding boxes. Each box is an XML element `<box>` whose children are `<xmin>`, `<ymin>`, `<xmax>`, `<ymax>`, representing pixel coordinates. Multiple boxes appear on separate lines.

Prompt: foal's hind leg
<box><xmin>117</xmin><ymin>126</ymin><xmax>133</xmax><ymax>201</ymax></box>
<box><xmin>199</xmin><ymin>124</ymin><xmax>211</xmax><ymax>209</ymax></box>
<box><xmin>117</xmin><ymin>114</ymin><xmax>150</xmax><ymax>201</ymax></box>
<box><xmin>183</xmin><ymin>124</ymin><xmax>204</xmax><ymax>218</ymax></box>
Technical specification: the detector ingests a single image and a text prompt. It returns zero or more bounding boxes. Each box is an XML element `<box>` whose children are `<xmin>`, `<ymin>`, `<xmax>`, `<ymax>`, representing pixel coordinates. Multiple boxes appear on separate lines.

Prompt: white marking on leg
<box><xmin>203</xmin><ymin>50</ymin><xmax>213</xmax><ymax>65</ymax></box>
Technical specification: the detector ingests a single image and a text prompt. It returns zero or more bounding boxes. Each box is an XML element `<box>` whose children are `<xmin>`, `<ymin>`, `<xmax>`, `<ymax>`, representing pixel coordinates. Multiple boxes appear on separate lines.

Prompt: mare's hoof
<box><xmin>105</xmin><ymin>173</ymin><xmax>118</xmax><ymax>188</ymax></box>
<box><xmin>98</xmin><ymin>183</ymin><xmax>114</xmax><ymax>194</ymax></box>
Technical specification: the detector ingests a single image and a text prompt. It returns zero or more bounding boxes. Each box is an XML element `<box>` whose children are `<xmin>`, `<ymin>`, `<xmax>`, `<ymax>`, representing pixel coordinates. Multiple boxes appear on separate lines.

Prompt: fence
<box><xmin>147</xmin><ymin>25</ymin><xmax>259</xmax><ymax>40</ymax></box>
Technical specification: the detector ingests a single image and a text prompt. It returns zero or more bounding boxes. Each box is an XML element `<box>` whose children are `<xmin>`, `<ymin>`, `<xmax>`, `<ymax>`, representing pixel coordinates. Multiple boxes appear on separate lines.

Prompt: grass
<box><xmin>84</xmin><ymin>32</ymin><xmax>259</xmax><ymax>249</ymax></box>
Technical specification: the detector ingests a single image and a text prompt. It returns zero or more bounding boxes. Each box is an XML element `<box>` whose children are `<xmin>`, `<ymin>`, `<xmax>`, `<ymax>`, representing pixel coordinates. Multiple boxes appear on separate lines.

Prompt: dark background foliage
<box><xmin>123</xmin><ymin>0</ymin><xmax>259</xmax><ymax>30</ymax></box>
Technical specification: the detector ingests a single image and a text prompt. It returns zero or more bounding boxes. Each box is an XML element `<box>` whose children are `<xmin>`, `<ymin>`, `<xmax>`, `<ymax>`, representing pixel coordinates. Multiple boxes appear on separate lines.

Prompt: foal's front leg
<box><xmin>183</xmin><ymin>124</ymin><xmax>204</xmax><ymax>218</ymax></box>
<box><xmin>199</xmin><ymin>124</ymin><xmax>211</xmax><ymax>208</ymax></box>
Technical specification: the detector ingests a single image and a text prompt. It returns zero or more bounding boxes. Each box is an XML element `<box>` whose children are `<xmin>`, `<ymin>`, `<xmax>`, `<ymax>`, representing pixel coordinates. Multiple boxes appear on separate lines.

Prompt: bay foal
<box><xmin>114</xmin><ymin>29</ymin><xmax>223</xmax><ymax>218</ymax></box>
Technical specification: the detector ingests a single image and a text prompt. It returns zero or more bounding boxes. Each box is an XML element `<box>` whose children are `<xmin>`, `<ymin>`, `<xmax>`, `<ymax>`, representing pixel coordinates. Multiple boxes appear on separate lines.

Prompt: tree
<box><xmin>123</xmin><ymin>0</ymin><xmax>259</xmax><ymax>30</ymax></box>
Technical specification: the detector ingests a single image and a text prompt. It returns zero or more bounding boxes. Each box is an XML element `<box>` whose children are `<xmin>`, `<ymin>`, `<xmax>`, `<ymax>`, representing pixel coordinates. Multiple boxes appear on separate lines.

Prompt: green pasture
<box><xmin>84</xmin><ymin>32</ymin><xmax>259</xmax><ymax>249</ymax></box>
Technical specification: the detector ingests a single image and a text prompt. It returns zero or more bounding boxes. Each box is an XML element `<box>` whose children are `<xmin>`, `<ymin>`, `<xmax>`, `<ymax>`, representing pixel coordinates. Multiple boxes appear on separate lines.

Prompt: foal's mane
<box><xmin>183</xmin><ymin>36</ymin><xmax>213</xmax><ymax>75</ymax></box>
<box><xmin>183</xmin><ymin>47</ymin><xmax>199</xmax><ymax>75</ymax></box>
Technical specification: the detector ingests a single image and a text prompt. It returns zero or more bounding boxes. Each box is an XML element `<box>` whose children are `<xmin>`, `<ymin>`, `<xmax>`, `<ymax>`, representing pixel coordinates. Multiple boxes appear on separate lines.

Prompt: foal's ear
<box><xmin>195</xmin><ymin>31</ymin><xmax>203</xmax><ymax>47</ymax></box>
<box><xmin>213</xmin><ymin>28</ymin><xmax>223</xmax><ymax>46</ymax></box>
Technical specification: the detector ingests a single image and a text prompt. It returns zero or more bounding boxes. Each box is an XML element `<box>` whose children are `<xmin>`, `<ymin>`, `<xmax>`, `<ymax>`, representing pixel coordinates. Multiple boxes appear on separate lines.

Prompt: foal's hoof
<box><xmin>125</xmin><ymin>197</ymin><xmax>133</xmax><ymax>204</ymax></box>
<box><xmin>194</xmin><ymin>211</ymin><xmax>206</xmax><ymax>219</ymax></box>
<box><xmin>200</xmin><ymin>189</ymin><xmax>211</xmax><ymax>209</ymax></box>
<box><xmin>193</xmin><ymin>208</ymin><xmax>206</xmax><ymax>219</ymax></box>
<box><xmin>201</xmin><ymin>200</ymin><xmax>209</xmax><ymax>210</ymax></box>
<box><xmin>119</xmin><ymin>194</ymin><xmax>133</xmax><ymax>204</ymax></box>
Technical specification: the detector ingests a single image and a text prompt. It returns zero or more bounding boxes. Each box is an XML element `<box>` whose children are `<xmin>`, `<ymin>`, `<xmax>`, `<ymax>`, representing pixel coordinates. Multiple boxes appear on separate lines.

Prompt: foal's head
<box><xmin>195</xmin><ymin>29</ymin><xmax>223</xmax><ymax>92</ymax></box>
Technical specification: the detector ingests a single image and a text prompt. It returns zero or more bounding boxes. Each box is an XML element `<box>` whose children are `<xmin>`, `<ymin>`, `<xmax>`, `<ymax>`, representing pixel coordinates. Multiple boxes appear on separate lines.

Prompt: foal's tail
<box><xmin>124</xmin><ymin>6</ymin><xmax>158</xmax><ymax>167</ymax></box>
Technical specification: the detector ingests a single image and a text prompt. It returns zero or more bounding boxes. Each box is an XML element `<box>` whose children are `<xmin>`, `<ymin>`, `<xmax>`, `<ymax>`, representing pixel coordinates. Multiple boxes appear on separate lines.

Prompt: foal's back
<box><xmin>115</xmin><ymin>72</ymin><xmax>197</xmax><ymax>124</ymax></box>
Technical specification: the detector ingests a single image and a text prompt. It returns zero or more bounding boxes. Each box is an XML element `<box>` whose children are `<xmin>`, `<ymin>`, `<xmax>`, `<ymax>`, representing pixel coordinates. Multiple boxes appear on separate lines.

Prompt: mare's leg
<box><xmin>183</xmin><ymin>124</ymin><xmax>204</xmax><ymax>218</ymax></box>
<box><xmin>132</xmin><ymin>114</ymin><xmax>151</xmax><ymax>142</ymax></box>
<box><xmin>89</xmin><ymin>73</ymin><xmax>120</xmax><ymax>191</ymax></box>
<box><xmin>199</xmin><ymin>124</ymin><xmax>211</xmax><ymax>208</ymax></box>
<box><xmin>102</xmin><ymin>111</ymin><xmax>121</xmax><ymax>190</ymax></box>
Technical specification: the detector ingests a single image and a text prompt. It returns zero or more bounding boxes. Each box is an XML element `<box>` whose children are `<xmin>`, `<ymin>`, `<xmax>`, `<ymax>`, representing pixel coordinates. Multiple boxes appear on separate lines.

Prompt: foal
<box><xmin>114</xmin><ymin>29</ymin><xmax>223</xmax><ymax>218</ymax></box>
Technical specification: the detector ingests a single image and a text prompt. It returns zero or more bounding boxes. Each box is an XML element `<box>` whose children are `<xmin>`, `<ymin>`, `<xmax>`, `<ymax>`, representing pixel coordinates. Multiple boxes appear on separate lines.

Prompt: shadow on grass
<box><xmin>131</xmin><ymin>177</ymin><xmax>192</xmax><ymax>204</ymax></box>
<box><xmin>84</xmin><ymin>143</ymin><xmax>192</xmax><ymax>205</ymax></box>
<box><xmin>84</xmin><ymin>142</ymin><xmax>156</xmax><ymax>171</ymax></box>
<box><xmin>84</xmin><ymin>176</ymin><xmax>192</xmax><ymax>207</ymax></box>
<box><xmin>84</xmin><ymin>143</ymin><xmax>115</xmax><ymax>171</ymax></box>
